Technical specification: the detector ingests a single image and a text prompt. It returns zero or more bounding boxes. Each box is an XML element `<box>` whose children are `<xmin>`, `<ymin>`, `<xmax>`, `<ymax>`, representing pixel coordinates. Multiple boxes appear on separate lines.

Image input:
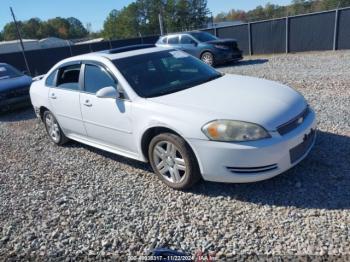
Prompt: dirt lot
<box><xmin>0</xmin><ymin>50</ymin><xmax>349</xmax><ymax>260</ymax></box>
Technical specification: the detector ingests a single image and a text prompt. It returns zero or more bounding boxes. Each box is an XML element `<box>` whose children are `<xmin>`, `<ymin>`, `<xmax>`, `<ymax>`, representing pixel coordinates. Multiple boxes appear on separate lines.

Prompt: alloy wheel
<box><xmin>201</xmin><ymin>52</ymin><xmax>214</xmax><ymax>65</ymax></box>
<box><xmin>45</xmin><ymin>113</ymin><xmax>61</xmax><ymax>143</ymax></box>
<box><xmin>153</xmin><ymin>141</ymin><xmax>187</xmax><ymax>183</ymax></box>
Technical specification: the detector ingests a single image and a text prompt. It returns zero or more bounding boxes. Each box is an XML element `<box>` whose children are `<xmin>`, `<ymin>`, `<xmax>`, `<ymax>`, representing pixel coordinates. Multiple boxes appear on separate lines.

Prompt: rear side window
<box><xmin>56</xmin><ymin>64</ymin><xmax>81</xmax><ymax>90</ymax></box>
<box><xmin>84</xmin><ymin>64</ymin><xmax>116</xmax><ymax>94</ymax></box>
<box><xmin>45</xmin><ymin>70</ymin><xmax>57</xmax><ymax>86</ymax></box>
<box><xmin>168</xmin><ymin>36</ymin><xmax>179</xmax><ymax>44</ymax></box>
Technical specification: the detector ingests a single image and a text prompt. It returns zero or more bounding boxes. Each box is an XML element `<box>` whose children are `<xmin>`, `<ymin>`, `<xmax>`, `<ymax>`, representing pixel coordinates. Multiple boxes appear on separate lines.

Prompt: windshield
<box><xmin>113</xmin><ymin>50</ymin><xmax>222</xmax><ymax>98</ymax></box>
<box><xmin>0</xmin><ymin>64</ymin><xmax>23</xmax><ymax>80</ymax></box>
<box><xmin>189</xmin><ymin>32</ymin><xmax>218</xmax><ymax>42</ymax></box>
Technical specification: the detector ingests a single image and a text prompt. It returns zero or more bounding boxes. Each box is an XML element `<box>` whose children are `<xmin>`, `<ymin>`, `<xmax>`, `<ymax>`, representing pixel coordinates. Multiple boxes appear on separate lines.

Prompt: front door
<box><xmin>48</xmin><ymin>63</ymin><xmax>86</xmax><ymax>136</ymax></box>
<box><xmin>79</xmin><ymin>63</ymin><xmax>135</xmax><ymax>153</ymax></box>
<box><xmin>179</xmin><ymin>35</ymin><xmax>199</xmax><ymax>57</ymax></box>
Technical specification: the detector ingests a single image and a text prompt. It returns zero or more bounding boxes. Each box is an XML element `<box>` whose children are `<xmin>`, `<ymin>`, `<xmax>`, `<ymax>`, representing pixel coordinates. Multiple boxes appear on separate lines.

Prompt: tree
<box><xmin>102</xmin><ymin>0</ymin><xmax>210</xmax><ymax>39</ymax></box>
<box><xmin>47</xmin><ymin>17</ymin><xmax>70</xmax><ymax>39</ymax></box>
<box><xmin>1</xmin><ymin>17</ymin><xmax>88</xmax><ymax>40</ymax></box>
<box><xmin>102</xmin><ymin>10</ymin><xmax>121</xmax><ymax>39</ymax></box>
<box><xmin>0</xmin><ymin>31</ymin><xmax>3</xmax><ymax>41</ymax></box>
<box><xmin>188</xmin><ymin>0</ymin><xmax>210</xmax><ymax>28</ymax></box>
<box><xmin>2</xmin><ymin>22</ymin><xmax>21</xmax><ymax>41</ymax></box>
<box><xmin>67</xmin><ymin>17</ymin><xmax>88</xmax><ymax>38</ymax></box>
<box><xmin>22</xmin><ymin>18</ymin><xmax>42</xmax><ymax>39</ymax></box>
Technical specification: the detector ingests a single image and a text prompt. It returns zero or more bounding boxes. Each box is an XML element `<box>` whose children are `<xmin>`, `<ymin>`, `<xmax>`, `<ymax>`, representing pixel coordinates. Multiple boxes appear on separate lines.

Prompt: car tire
<box><xmin>201</xmin><ymin>51</ymin><xmax>215</xmax><ymax>66</ymax></box>
<box><xmin>148</xmin><ymin>133</ymin><xmax>201</xmax><ymax>190</ymax></box>
<box><xmin>43</xmin><ymin>110</ymin><xmax>69</xmax><ymax>145</ymax></box>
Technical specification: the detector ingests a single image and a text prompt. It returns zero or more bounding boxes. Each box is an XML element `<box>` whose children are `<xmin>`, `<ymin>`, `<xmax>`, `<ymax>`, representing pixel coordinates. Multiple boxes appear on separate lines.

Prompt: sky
<box><xmin>0</xmin><ymin>0</ymin><xmax>292</xmax><ymax>32</ymax></box>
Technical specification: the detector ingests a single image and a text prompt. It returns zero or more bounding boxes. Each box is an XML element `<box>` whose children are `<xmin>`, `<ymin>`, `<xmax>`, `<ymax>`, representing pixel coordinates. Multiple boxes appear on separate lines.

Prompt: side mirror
<box><xmin>192</xmin><ymin>42</ymin><xmax>198</xmax><ymax>46</ymax></box>
<box><xmin>22</xmin><ymin>70</ymin><xmax>28</xmax><ymax>75</ymax></box>
<box><xmin>96</xmin><ymin>86</ymin><xmax>120</xmax><ymax>99</ymax></box>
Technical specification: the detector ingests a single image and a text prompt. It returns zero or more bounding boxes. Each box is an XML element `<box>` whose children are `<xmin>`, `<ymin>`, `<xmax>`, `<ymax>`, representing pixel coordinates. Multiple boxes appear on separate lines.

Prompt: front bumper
<box><xmin>215</xmin><ymin>49</ymin><xmax>243</xmax><ymax>63</ymax></box>
<box><xmin>188</xmin><ymin>109</ymin><xmax>317</xmax><ymax>183</ymax></box>
<box><xmin>0</xmin><ymin>95</ymin><xmax>31</xmax><ymax>112</ymax></box>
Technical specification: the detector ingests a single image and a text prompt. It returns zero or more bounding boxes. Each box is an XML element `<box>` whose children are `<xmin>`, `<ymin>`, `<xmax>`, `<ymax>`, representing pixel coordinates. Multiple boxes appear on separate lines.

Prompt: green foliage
<box><xmin>2</xmin><ymin>22</ymin><xmax>20</xmax><ymax>41</ymax></box>
<box><xmin>66</xmin><ymin>17</ymin><xmax>89</xmax><ymax>38</ymax></box>
<box><xmin>1</xmin><ymin>17</ymin><xmax>88</xmax><ymax>41</ymax></box>
<box><xmin>102</xmin><ymin>0</ymin><xmax>210</xmax><ymax>39</ymax></box>
<box><xmin>215</xmin><ymin>0</ymin><xmax>350</xmax><ymax>23</ymax></box>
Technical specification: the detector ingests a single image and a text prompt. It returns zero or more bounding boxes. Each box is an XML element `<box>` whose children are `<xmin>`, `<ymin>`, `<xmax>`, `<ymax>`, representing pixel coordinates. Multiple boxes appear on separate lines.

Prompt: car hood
<box><xmin>0</xmin><ymin>75</ymin><xmax>32</xmax><ymax>93</ymax></box>
<box><xmin>148</xmin><ymin>74</ymin><xmax>307</xmax><ymax>130</ymax></box>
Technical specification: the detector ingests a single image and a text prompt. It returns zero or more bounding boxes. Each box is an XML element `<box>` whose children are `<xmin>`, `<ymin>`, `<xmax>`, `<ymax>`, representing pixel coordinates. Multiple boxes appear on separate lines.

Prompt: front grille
<box><xmin>277</xmin><ymin>107</ymin><xmax>310</xmax><ymax>135</ymax></box>
<box><xmin>290</xmin><ymin>129</ymin><xmax>316</xmax><ymax>164</ymax></box>
<box><xmin>227</xmin><ymin>164</ymin><xmax>278</xmax><ymax>174</ymax></box>
<box><xmin>0</xmin><ymin>87</ymin><xmax>29</xmax><ymax>100</ymax></box>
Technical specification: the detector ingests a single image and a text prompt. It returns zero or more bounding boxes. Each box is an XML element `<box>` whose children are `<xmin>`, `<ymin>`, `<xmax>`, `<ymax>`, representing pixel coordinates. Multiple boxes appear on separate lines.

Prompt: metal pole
<box><xmin>138</xmin><ymin>32</ymin><xmax>143</xmax><ymax>44</ymax></box>
<box><xmin>333</xmin><ymin>9</ymin><xmax>339</xmax><ymax>51</ymax></box>
<box><xmin>248</xmin><ymin>22</ymin><xmax>252</xmax><ymax>56</ymax></box>
<box><xmin>285</xmin><ymin>16</ymin><xmax>289</xmax><ymax>53</ymax></box>
<box><xmin>66</xmin><ymin>40</ymin><xmax>73</xmax><ymax>56</ymax></box>
<box><xmin>158</xmin><ymin>13</ymin><xmax>164</xmax><ymax>35</ymax></box>
<box><xmin>10</xmin><ymin>7</ymin><xmax>31</xmax><ymax>76</ymax></box>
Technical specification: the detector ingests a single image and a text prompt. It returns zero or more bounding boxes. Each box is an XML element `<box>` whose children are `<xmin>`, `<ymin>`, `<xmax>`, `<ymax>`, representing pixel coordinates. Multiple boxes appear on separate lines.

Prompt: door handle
<box><xmin>83</xmin><ymin>100</ymin><xmax>92</xmax><ymax>107</ymax></box>
<box><xmin>50</xmin><ymin>93</ymin><xmax>57</xmax><ymax>99</ymax></box>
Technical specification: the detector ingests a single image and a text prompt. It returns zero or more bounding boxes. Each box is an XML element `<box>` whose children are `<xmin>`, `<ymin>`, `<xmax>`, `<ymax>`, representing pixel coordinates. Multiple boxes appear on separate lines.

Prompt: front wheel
<box><xmin>43</xmin><ymin>110</ymin><xmax>69</xmax><ymax>145</ymax></box>
<box><xmin>201</xmin><ymin>51</ymin><xmax>215</xmax><ymax>66</ymax></box>
<box><xmin>148</xmin><ymin>133</ymin><xmax>201</xmax><ymax>190</ymax></box>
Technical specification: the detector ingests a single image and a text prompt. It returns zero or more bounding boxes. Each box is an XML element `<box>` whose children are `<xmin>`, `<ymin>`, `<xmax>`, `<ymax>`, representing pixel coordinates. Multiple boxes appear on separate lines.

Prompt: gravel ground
<box><xmin>0</xmin><ymin>50</ymin><xmax>349</xmax><ymax>260</ymax></box>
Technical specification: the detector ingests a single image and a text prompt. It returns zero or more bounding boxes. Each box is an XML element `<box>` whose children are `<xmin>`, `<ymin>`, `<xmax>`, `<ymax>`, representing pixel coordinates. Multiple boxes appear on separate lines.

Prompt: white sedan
<box><xmin>30</xmin><ymin>45</ymin><xmax>316</xmax><ymax>189</ymax></box>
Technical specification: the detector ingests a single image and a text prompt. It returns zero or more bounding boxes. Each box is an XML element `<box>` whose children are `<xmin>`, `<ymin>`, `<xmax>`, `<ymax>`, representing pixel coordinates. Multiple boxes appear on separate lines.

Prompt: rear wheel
<box><xmin>148</xmin><ymin>133</ymin><xmax>201</xmax><ymax>190</ymax></box>
<box><xmin>43</xmin><ymin>110</ymin><xmax>69</xmax><ymax>145</ymax></box>
<box><xmin>201</xmin><ymin>51</ymin><xmax>215</xmax><ymax>66</ymax></box>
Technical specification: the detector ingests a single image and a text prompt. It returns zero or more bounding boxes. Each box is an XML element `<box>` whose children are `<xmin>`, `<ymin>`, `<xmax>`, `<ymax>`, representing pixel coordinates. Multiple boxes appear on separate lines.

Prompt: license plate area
<box><xmin>289</xmin><ymin>129</ymin><xmax>315</xmax><ymax>164</ymax></box>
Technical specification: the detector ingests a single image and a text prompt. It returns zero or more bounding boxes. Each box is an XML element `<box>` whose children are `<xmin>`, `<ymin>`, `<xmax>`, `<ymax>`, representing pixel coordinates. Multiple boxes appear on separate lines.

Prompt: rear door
<box><xmin>79</xmin><ymin>62</ymin><xmax>135</xmax><ymax>153</ymax></box>
<box><xmin>48</xmin><ymin>63</ymin><xmax>86</xmax><ymax>136</ymax></box>
<box><xmin>167</xmin><ymin>35</ymin><xmax>181</xmax><ymax>49</ymax></box>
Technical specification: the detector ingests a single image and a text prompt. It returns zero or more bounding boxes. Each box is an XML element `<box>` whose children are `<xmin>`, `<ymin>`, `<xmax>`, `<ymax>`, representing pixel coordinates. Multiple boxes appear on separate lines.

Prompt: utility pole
<box><xmin>158</xmin><ymin>13</ymin><xmax>164</xmax><ymax>35</ymax></box>
<box><xmin>10</xmin><ymin>7</ymin><xmax>31</xmax><ymax>76</ymax></box>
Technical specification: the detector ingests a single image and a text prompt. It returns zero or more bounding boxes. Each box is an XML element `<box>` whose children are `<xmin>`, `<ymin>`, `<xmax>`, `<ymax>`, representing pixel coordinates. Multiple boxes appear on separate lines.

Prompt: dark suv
<box><xmin>156</xmin><ymin>31</ymin><xmax>243</xmax><ymax>66</ymax></box>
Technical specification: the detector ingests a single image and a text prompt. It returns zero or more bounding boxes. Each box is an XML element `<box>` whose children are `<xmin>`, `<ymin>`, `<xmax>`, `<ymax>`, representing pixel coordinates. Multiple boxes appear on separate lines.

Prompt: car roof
<box><xmin>58</xmin><ymin>46</ymin><xmax>172</xmax><ymax>65</ymax></box>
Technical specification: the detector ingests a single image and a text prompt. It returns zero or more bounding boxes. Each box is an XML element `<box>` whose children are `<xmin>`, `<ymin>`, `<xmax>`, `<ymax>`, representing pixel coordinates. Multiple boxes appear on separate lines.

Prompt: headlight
<box><xmin>214</xmin><ymin>44</ymin><xmax>230</xmax><ymax>50</ymax></box>
<box><xmin>202</xmin><ymin>120</ymin><xmax>271</xmax><ymax>142</ymax></box>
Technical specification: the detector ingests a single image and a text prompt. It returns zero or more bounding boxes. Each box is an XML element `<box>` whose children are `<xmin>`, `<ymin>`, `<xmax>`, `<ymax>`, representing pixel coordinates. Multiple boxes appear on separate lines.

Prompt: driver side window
<box><xmin>180</xmin><ymin>35</ymin><xmax>195</xmax><ymax>44</ymax></box>
<box><xmin>84</xmin><ymin>64</ymin><xmax>117</xmax><ymax>94</ymax></box>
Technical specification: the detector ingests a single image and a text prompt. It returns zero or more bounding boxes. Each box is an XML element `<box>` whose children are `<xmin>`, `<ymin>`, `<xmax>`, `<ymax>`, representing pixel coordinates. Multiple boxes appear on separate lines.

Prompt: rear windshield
<box><xmin>0</xmin><ymin>64</ymin><xmax>23</xmax><ymax>80</ymax></box>
<box><xmin>113</xmin><ymin>50</ymin><xmax>221</xmax><ymax>98</ymax></box>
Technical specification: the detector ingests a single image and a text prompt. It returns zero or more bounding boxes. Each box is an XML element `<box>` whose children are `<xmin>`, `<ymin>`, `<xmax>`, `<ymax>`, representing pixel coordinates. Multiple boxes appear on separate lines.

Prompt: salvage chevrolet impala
<box><xmin>30</xmin><ymin>45</ymin><xmax>316</xmax><ymax>189</ymax></box>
